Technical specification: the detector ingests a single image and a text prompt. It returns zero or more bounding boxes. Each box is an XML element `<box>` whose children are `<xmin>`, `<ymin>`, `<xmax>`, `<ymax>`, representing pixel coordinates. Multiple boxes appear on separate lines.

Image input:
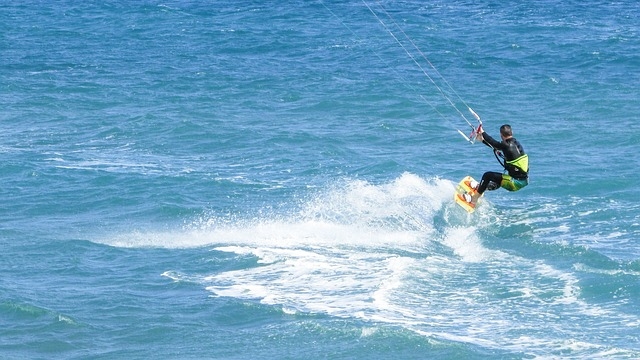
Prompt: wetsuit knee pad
<box><xmin>480</xmin><ymin>171</ymin><xmax>504</xmax><ymax>192</ymax></box>
<box><xmin>487</xmin><ymin>181</ymin><xmax>500</xmax><ymax>191</ymax></box>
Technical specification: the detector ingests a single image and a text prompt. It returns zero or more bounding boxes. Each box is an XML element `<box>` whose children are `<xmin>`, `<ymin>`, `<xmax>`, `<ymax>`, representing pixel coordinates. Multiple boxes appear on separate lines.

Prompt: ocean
<box><xmin>2</xmin><ymin>0</ymin><xmax>639</xmax><ymax>358</ymax></box>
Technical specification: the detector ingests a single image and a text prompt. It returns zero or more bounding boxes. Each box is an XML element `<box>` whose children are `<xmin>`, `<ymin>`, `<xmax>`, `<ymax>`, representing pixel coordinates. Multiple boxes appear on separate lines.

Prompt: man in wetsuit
<box><xmin>459</xmin><ymin>124</ymin><xmax>529</xmax><ymax>207</ymax></box>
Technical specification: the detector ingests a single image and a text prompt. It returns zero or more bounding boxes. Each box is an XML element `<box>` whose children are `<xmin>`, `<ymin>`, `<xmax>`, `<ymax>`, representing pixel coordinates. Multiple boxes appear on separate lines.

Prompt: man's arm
<box><xmin>479</xmin><ymin>131</ymin><xmax>505</xmax><ymax>150</ymax></box>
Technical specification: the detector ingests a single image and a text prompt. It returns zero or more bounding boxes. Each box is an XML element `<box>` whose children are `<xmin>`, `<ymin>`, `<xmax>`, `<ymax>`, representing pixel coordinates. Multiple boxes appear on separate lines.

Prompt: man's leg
<box><xmin>471</xmin><ymin>171</ymin><xmax>503</xmax><ymax>203</ymax></box>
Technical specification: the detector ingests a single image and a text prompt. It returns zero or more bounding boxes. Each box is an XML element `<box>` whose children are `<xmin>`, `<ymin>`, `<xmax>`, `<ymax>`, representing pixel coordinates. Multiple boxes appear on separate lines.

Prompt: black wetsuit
<box><xmin>477</xmin><ymin>132</ymin><xmax>528</xmax><ymax>194</ymax></box>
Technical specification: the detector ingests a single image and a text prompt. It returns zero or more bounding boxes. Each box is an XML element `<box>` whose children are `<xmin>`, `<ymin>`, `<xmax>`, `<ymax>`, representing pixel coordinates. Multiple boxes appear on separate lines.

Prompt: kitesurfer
<box><xmin>459</xmin><ymin>124</ymin><xmax>529</xmax><ymax>207</ymax></box>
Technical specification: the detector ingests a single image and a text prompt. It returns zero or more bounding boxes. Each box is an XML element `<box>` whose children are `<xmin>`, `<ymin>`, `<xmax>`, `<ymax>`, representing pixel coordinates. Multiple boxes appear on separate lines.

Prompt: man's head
<box><xmin>500</xmin><ymin>124</ymin><xmax>513</xmax><ymax>139</ymax></box>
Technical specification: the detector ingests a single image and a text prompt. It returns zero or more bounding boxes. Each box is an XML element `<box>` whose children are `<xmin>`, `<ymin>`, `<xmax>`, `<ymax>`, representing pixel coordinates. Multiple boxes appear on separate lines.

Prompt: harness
<box><xmin>505</xmin><ymin>154</ymin><xmax>529</xmax><ymax>180</ymax></box>
<box><xmin>494</xmin><ymin>150</ymin><xmax>529</xmax><ymax>180</ymax></box>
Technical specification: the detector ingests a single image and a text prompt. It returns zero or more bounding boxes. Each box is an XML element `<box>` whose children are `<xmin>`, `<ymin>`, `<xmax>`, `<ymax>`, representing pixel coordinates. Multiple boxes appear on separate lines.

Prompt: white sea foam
<box><xmin>102</xmin><ymin>173</ymin><xmax>638</xmax><ymax>357</ymax></box>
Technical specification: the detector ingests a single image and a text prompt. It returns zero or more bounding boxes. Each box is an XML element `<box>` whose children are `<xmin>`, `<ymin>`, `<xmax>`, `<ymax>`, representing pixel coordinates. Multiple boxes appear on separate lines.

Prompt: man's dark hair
<box><xmin>500</xmin><ymin>124</ymin><xmax>513</xmax><ymax>137</ymax></box>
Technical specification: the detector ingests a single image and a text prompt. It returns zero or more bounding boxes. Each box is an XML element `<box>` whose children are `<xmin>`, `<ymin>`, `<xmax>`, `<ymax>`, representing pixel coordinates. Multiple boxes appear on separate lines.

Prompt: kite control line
<box><xmin>464</xmin><ymin>107</ymin><xmax>505</xmax><ymax>168</ymax></box>
<box><xmin>324</xmin><ymin>0</ymin><xmax>488</xmax><ymax>146</ymax></box>
<box><xmin>457</xmin><ymin>107</ymin><xmax>483</xmax><ymax>144</ymax></box>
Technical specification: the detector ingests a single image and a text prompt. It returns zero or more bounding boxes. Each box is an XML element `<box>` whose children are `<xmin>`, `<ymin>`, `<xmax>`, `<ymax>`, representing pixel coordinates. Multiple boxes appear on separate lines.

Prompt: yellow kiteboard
<box><xmin>454</xmin><ymin>176</ymin><xmax>483</xmax><ymax>213</ymax></box>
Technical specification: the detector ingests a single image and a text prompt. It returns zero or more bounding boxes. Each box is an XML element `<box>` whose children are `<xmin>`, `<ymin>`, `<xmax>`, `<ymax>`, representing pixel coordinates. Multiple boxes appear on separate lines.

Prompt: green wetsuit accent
<box><xmin>501</xmin><ymin>173</ymin><xmax>528</xmax><ymax>191</ymax></box>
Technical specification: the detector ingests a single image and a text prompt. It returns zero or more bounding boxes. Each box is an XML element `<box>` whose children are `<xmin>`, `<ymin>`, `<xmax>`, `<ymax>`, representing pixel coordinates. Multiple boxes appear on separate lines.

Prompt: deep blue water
<box><xmin>2</xmin><ymin>1</ymin><xmax>640</xmax><ymax>358</ymax></box>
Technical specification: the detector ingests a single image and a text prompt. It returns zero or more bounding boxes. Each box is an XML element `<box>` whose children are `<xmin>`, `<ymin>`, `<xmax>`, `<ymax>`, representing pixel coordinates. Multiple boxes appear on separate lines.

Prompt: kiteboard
<box><xmin>454</xmin><ymin>176</ymin><xmax>482</xmax><ymax>213</ymax></box>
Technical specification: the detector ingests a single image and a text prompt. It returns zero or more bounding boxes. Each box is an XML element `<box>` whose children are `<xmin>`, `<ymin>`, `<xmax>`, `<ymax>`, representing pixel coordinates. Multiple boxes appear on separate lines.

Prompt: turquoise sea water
<box><xmin>2</xmin><ymin>1</ymin><xmax>640</xmax><ymax>358</ymax></box>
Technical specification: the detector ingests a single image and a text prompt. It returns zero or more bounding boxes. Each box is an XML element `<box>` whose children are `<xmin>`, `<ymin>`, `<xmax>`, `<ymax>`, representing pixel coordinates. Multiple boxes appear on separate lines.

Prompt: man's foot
<box><xmin>464</xmin><ymin>179</ymin><xmax>479</xmax><ymax>190</ymax></box>
<box><xmin>457</xmin><ymin>193</ymin><xmax>476</xmax><ymax>208</ymax></box>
